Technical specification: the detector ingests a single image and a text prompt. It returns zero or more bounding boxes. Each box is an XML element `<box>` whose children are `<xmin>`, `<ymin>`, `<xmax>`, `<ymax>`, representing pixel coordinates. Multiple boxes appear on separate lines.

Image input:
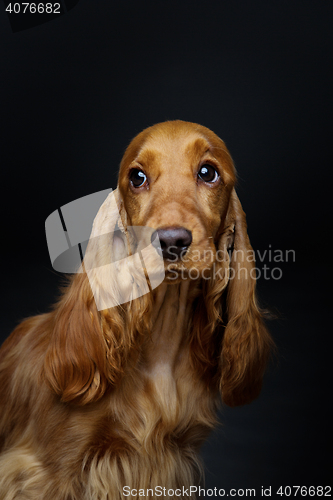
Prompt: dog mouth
<box><xmin>162</xmin><ymin>252</ymin><xmax>216</xmax><ymax>283</ymax></box>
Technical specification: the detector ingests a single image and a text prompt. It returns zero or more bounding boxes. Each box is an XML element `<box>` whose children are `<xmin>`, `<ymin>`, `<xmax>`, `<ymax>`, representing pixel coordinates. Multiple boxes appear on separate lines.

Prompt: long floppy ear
<box><xmin>44</xmin><ymin>189</ymin><xmax>133</xmax><ymax>405</ymax></box>
<box><xmin>218</xmin><ymin>189</ymin><xmax>273</xmax><ymax>407</ymax></box>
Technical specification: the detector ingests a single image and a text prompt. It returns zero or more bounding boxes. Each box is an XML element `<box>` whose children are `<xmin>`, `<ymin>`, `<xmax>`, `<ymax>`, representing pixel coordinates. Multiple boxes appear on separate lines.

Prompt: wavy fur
<box><xmin>0</xmin><ymin>121</ymin><xmax>273</xmax><ymax>499</ymax></box>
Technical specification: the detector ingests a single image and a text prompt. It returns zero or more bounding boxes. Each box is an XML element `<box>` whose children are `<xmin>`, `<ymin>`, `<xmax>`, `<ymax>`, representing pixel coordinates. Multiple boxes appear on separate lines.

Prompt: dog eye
<box><xmin>130</xmin><ymin>168</ymin><xmax>147</xmax><ymax>188</ymax></box>
<box><xmin>198</xmin><ymin>164</ymin><xmax>219</xmax><ymax>183</ymax></box>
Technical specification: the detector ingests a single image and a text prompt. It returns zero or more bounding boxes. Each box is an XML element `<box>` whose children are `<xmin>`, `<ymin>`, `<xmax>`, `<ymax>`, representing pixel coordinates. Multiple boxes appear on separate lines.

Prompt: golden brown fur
<box><xmin>0</xmin><ymin>121</ymin><xmax>273</xmax><ymax>499</ymax></box>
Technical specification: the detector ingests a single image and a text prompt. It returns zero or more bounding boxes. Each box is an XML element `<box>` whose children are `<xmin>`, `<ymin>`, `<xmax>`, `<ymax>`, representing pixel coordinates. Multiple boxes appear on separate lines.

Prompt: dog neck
<box><xmin>143</xmin><ymin>279</ymin><xmax>200</xmax><ymax>376</ymax></box>
<box><xmin>137</xmin><ymin>279</ymin><xmax>200</xmax><ymax>411</ymax></box>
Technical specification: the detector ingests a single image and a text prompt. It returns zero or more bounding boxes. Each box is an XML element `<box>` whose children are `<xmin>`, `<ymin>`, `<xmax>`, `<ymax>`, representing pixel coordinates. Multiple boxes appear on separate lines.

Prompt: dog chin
<box><xmin>163</xmin><ymin>261</ymin><xmax>213</xmax><ymax>284</ymax></box>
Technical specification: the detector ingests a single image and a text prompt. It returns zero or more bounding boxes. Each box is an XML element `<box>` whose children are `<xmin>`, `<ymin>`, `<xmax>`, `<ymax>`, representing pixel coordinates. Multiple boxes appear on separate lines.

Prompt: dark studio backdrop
<box><xmin>0</xmin><ymin>0</ymin><xmax>331</xmax><ymax>496</ymax></box>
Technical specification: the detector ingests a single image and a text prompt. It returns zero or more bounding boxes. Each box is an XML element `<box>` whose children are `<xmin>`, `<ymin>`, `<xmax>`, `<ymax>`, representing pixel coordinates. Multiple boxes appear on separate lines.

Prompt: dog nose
<box><xmin>151</xmin><ymin>227</ymin><xmax>192</xmax><ymax>261</ymax></box>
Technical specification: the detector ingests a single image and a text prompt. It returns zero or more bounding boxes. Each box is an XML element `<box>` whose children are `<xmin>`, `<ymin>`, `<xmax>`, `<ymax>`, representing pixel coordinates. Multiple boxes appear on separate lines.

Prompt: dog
<box><xmin>0</xmin><ymin>120</ymin><xmax>273</xmax><ymax>499</ymax></box>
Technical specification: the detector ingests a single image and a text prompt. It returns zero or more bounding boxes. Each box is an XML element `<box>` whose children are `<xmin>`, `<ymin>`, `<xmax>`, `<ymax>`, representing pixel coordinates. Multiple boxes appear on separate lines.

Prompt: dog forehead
<box><xmin>141</xmin><ymin>122</ymin><xmax>217</xmax><ymax>152</ymax></box>
<box><xmin>136</xmin><ymin>134</ymin><xmax>210</xmax><ymax>166</ymax></box>
<box><xmin>120</xmin><ymin>121</ymin><xmax>235</xmax><ymax>179</ymax></box>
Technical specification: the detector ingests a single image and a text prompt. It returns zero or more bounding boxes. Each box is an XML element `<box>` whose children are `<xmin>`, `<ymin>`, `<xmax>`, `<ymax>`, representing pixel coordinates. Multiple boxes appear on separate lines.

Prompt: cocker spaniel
<box><xmin>0</xmin><ymin>120</ymin><xmax>273</xmax><ymax>499</ymax></box>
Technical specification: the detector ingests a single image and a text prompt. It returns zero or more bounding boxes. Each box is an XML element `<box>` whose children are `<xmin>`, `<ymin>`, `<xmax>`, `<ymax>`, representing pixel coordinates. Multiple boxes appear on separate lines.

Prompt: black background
<box><xmin>0</xmin><ymin>0</ymin><xmax>332</xmax><ymax>496</ymax></box>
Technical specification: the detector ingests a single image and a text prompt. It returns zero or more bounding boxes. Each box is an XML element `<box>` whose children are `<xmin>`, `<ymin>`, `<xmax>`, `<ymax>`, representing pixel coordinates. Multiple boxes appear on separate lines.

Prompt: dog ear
<box><xmin>44</xmin><ymin>273</ymin><xmax>111</xmax><ymax>405</ymax></box>
<box><xmin>44</xmin><ymin>190</ymin><xmax>133</xmax><ymax>405</ymax></box>
<box><xmin>218</xmin><ymin>189</ymin><xmax>273</xmax><ymax>406</ymax></box>
<box><xmin>44</xmin><ymin>188</ymin><xmax>157</xmax><ymax>405</ymax></box>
